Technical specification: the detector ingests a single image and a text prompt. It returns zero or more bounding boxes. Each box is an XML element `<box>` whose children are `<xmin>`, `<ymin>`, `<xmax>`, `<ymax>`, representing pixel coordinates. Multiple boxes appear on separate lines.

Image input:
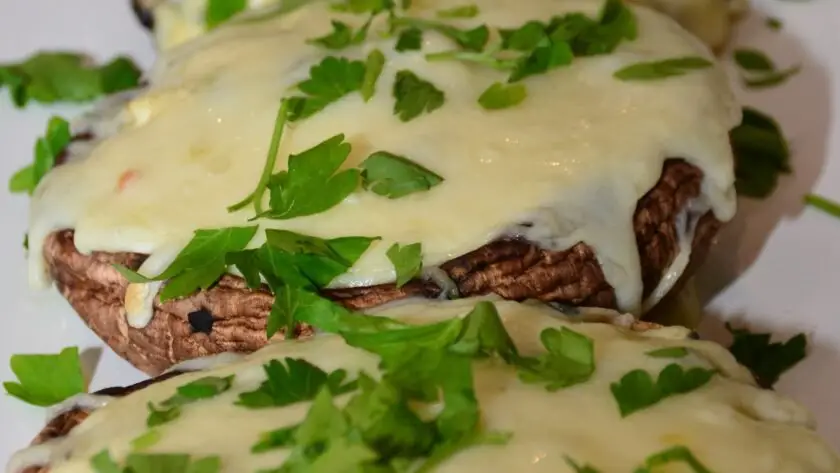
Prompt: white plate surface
<box><xmin>0</xmin><ymin>0</ymin><xmax>838</xmax><ymax>466</ymax></box>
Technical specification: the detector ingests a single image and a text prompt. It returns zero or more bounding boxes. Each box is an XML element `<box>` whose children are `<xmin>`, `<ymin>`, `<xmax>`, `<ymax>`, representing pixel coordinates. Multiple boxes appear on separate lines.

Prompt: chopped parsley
<box><xmin>805</xmin><ymin>193</ymin><xmax>840</xmax><ymax>218</ymax></box>
<box><xmin>448</xmin><ymin>301</ymin><xmax>519</xmax><ymax>362</ymax></box>
<box><xmin>252</xmin><ymin>424</ymin><xmax>299</xmax><ymax>453</ymax></box>
<box><xmin>130</xmin><ymin>430</ymin><xmax>162</xmax><ymax>451</ymax></box>
<box><xmin>613</xmin><ymin>56</ymin><xmax>712</xmax><ymax>81</ymax></box>
<box><xmin>90</xmin><ymin>451</ymin><xmax>220</xmax><ymax>473</ymax></box>
<box><xmin>331</xmin><ymin>0</ymin><xmax>395</xmax><ymax>14</ymax></box>
<box><xmin>237</xmin><ymin>357</ymin><xmax>357</xmax><ymax>408</ymax></box>
<box><xmin>307</xmin><ymin>19</ymin><xmax>370</xmax><ymax>49</ymax></box>
<box><xmin>386</xmin><ymin>242</ymin><xmax>423</xmax><ymax>287</ymax></box>
<box><xmin>610</xmin><ymin>363</ymin><xmax>715</xmax><ymax>417</ymax></box>
<box><xmin>726</xmin><ymin>323</ymin><xmax>807</xmax><ymax>389</ymax></box>
<box><xmin>730</xmin><ymin>106</ymin><xmax>791</xmax><ymax>198</ymax></box>
<box><xmin>646</xmin><ymin>347</ymin><xmax>689</xmax><ymax>358</ymax></box>
<box><xmin>361</xmin><ymin>49</ymin><xmax>385</xmax><ymax>101</ymax></box>
<box><xmin>146</xmin><ymin>375</ymin><xmax>235</xmax><ymax>426</ymax></box>
<box><xmin>392</xmin><ymin>70</ymin><xmax>445</xmax><ymax>121</ymax></box>
<box><xmin>517</xmin><ymin>327</ymin><xmax>596</xmax><ymax>391</ymax></box>
<box><xmin>635</xmin><ymin>445</ymin><xmax>714</xmax><ymax>473</ymax></box>
<box><xmin>436</xmin><ymin>4</ymin><xmax>479</xmax><ymax>18</ymax></box>
<box><xmin>286</xmin><ymin>56</ymin><xmax>366</xmax><ymax>121</ymax></box>
<box><xmin>732</xmin><ymin>48</ymin><xmax>800</xmax><ymax>89</ymax></box>
<box><xmin>478</xmin><ymin>82</ymin><xmax>527</xmax><ymax>109</ymax></box>
<box><xmin>9</xmin><ymin>116</ymin><xmax>71</xmax><ymax>195</ymax></box>
<box><xmin>259</xmin><ymin>134</ymin><xmax>361</xmax><ymax>220</ymax></box>
<box><xmin>3</xmin><ymin>346</ymin><xmax>86</xmax><ymax>407</ymax></box>
<box><xmin>114</xmin><ymin>226</ymin><xmax>259</xmax><ymax>301</ymax></box>
<box><xmin>0</xmin><ymin>52</ymin><xmax>141</xmax><ymax>108</ymax></box>
<box><xmin>391</xmin><ymin>17</ymin><xmax>489</xmax><ymax>52</ymax></box>
<box><xmin>360</xmin><ymin>151</ymin><xmax>444</xmax><ymax>198</ymax></box>
<box><xmin>395</xmin><ymin>27</ymin><xmax>424</xmax><ymax>51</ymax></box>
<box><xmin>205</xmin><ymin>0</ymin><xmax>247</xmax><ymax>29</ymax></box>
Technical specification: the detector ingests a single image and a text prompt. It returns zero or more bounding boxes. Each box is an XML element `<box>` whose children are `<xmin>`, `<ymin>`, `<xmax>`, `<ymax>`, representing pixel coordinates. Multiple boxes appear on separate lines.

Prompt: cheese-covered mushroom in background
<box><xmin>7</xmin><ymin>299</ymin><xmax>839</xmax><ymax>473</ymax></box>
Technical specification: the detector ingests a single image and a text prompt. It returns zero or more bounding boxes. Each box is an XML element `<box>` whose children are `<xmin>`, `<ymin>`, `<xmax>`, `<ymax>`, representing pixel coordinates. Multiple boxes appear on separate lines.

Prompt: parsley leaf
<box><xmin>733</xmin><ymin>49</ymin><xmax>775</xmax><ymax>72</ymax></box>
<box><xmin>386</xmin><ymin>242</ymin><xmax>423</xmax><ymax>287</ymax></box>
<box><xmin>115</xmin><ymin>226</ymin><xmax>258</xmax><ymax>301</ymax></box>
<box><xmin>331</xmin><ymin>0</ymin><xmax>395</xmax><ymax>14</ymax></box>
<box><xmin>646</xmin><ymin>347</ymin><xmax>689</xmax><ymax>358</ymax></box>
<box><xmin>205</xmin><ymin>0</ymin><xmax>247</xmax><ymax>28</ymax></box>
<box><xmin>610</xmin><ymin>363</ymin><xmax>716</xmax><ymax>417</ymax></box>
<box><xmin>236</xmin><ymin>358</ymin><xmax>357</xmax><ymax>408</ymax></box>
<box><xmin>260</xmin><ymin>134</ymin><xmax>361</xmax><ymax>219</ymax></box>
<box><xmin>130</xmin><ymin>430</ymin><xmax>162</xmax><ymax>451</ymax></box>
<box><xmin>614</xmin><ymin>56</ymin><xmax>712</xmax><ymax>81</ymax></box>
<box><xmin>766</xmin><ymin>17</ymin><xmax>783</xmax><ymax>31</ymax></box>
<box><xmin>270</xmin><ymin>388</ymin><xmax>377</xmax><ymax>472</ymax></box>
<box><xmin>436</xmin><ymin>4</ymin><xmax>479</xmax><ymax>18</ymax></box>
<box><xmin>478</xmin><ymin>82</ymin><xmax>527</xmax><ymax>110</ymax></box>
<box><xmin>360</xmin><ymin>151</ymin><xmax>443</xmax><ymax>198</ymax></box>
<box><xmin>91</xmin><ymin>452</ymin><xmax>221</xmax><ymax>473</ymax></box>
<box><xmin>0</xmin><ymin>52</ymin><xmax>141</xmax><ymax>108</ymax></box>
<box><xmin>362</xmin><ymin>49</ymin><xmax>385</xmax><ymax>101</ymax></box>
<box><xmin>726</xmin><ymin>323</ymin><xmax>807</xmax><ymax>389</ymax></box>
<box><xmin>391</xmin><ymin>17</ymin><xmax>489</xmax><ymax>51</ymax></box>
<box><xmin>566</xmin><ymin>457</ymin><xmax>604</xmax><ymax>473</ymax></box>
<box><xmin>392</xmin><ymin>70</ymin><xmax>445</xmax><ymax>121</ymax></box>
<box><xmin>146</xmin><ymin>375</ymin><xmax>235</xmax><ymax>427</ymax></box>
<box><xmin>90</xmin><ymin>450</ymin><xmax>121</xmax><ymax>473</ymax></box>
<box><xmin>395</xmin><ymin>27</ymin><xmax>423</xmax><ymax>51</ymax></box>
<box><xmin>286</xmin><ymin>56</ymin><xmax>366</xmax><ymax>121</ymax></box>
<box><xmin>9</xmin><ymin>116</ymin><xmax>71</xmax><ymax>195</ymax></box>
<box><xmin>743</xmin><ymin>66</ymin><xmax>800</xmax><ymax>89</ymax></box>
<box><xmin>517</xmin><ymin>327</ymin><xmax>595</xmax><ymax>391</ymax></box>
<box><xmin>730</xmin><ymin>106</ymin><xmax>791</xmax><ymax>198</ymax></box>
<box><xmin>448</xmin><ymin>301</ymin><xmax>519</xmax><ymax>362</ymax></box>
<box><xmin>805</xmin><ymin>194</ymin><xmax>840</xmax><ymax>219</ymax></box>
<box><xmin>635</xmin><ymin>445</ymin><xmax>713</xmax><ymax>473</ymax></box>
<box><xmin>253</xmin><ymin>425</ymin><xmax>299</xmax><ymax>454</ymax></box>
<box><xmin>3</xmin><ymin>346</ymin><xmax>86</xmax><ymax>407</ymax></box>
<box><xmin>508</xmin><ymin>38</ymin><xmax>573</xmax><ymax>82</ymax></box>
<box><xmin>308</xmin><ymin>20</ymin><xmax>371</xmax><ymax>49</ymax></box>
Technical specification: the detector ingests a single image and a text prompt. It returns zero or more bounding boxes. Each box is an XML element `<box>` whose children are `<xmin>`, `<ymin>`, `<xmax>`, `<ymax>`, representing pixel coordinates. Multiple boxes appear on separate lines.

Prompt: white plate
<box><xmin>0</xmin><ymin>0</ymin><xmax>838</xmax><ymax>465</ymax></box>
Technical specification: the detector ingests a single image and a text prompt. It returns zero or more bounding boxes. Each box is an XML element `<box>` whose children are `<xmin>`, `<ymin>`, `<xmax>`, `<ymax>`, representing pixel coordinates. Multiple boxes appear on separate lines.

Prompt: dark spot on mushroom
<box><xmin>131</xmin><ymin>0</ymin><xmax>155</xmax><ymax>30</ymax></box>
<box><xmin>188</xmin><ymin>309</ymin><xmax>215</xmax><ymax>335</ymax></box>
<box><xmin>688</xmin><ymin>331</ymin><xmax>701</xmax><ymax>340</ymax></box>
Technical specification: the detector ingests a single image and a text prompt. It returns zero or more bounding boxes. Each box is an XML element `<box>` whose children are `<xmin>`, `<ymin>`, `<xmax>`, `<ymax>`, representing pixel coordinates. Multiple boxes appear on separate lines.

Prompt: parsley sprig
<box><xmin>9</xmin><ymin>116</ymin><xmax>71</xmax><ymax>195</ymax></box>
<box><xmin>3</xmin><ymin>346</ymin><xmax>86</xmax><ymax>407</ymax></box>
<box><xmin>237</xmin><ymin>358</ymin><xmax>357</xmax><ymax>408</ymax></box>
<box><xmin>726</xmin><ymin>323</ymin><xmax>807</xmax><ymax>389</ymax></box>
<box><xmin>610</xmin><ymin>363</ymin><xmax>716</xmax><ymax>417</ymax></box>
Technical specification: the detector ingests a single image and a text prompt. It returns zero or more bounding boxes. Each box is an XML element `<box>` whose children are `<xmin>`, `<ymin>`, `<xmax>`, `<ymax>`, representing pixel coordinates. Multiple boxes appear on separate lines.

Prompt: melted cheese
<box><xmin>150</xmin><ymin>0</ymin><xmax>744</xmax><ymax>51</ymax></box>
<box><xmin>28</xmin><ymin>0</ymin><xmax>739</xmax><ymax>316</ymax></box>
<box><xmin>8</xmin><ymin>299</ymin><xmax>838</xmax><ymax>473</ymax></box>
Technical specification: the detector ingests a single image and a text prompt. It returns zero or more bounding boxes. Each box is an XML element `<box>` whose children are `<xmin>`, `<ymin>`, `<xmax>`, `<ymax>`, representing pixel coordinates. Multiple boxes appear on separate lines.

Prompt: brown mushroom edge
<box><xmin>19</xmin><ymin>319</ymin><xmax>665</xmax><ymax>473</ymax></box>
<box><xmin>42</xmin><ymin>159</ymin><xmax>722</xmax><ymax>375</ymax></box>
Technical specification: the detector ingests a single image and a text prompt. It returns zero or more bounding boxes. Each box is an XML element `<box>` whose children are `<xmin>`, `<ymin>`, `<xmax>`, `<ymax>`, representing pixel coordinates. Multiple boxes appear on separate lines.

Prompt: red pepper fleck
<box><xmin>117</xmin><ymin>170</ymin><xmax>140</xmax><ymax>192</ymax></box>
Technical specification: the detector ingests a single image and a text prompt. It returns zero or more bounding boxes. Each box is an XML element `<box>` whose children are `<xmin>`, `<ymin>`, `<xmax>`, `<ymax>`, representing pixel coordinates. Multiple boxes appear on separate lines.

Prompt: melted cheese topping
<box><xmin>28</xmin><ymin>0</ymin><xmax>739</xmax><ymax>315</ymax></box>
<box><xmin>150</xmin><ymin>0</ymin><xmax>744</xmax><ymax>51</ymax></box>
<box><xmin>9</xmin><ymin>299</ymin><xmax>838</xmax><ymax>473</ymax></box>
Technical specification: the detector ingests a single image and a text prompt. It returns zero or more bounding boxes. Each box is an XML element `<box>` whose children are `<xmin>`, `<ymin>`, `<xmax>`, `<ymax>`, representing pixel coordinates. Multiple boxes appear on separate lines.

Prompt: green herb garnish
<box><xmin>766</xmin><ymin>17</ymin><xmax>783</xmax><ymax>30</ymax></box>
<box><xmin>733</xmin><ymin>48</ymin><xmax>800</xmax><ymax>89</ymax></box>
<box><xmin>396</xmin><ymin>27</ymin><xmax>423</xmax><ymax>51</ymax></box>
<box><xmin>258</xmin><ymin>134</ymin><xmax>361</xmax><ymax>220</ymax></box>
<box><xmin>646</xmin><ymin>347</ymin><xmax>689</xmax><ymax>358</ymax></box>
<box><xmin>9</xmin><ymin>116</ymin><xmax>71</xmax><ymax>195</ymax></box>
<box><xmin>610</xmin><ymin>364</ymin><xmax>715</xmax><ymax>417</ymax></box>
<box><xmin>730</xmin><ymin>106</ymin><xmax>791</xmax><ymax>198</ymax></box>
<box><xmin>360</xmin><ymin>151</ymin><xmax>443</xmax><ymax>198</ymax></box>
<box><xmin>115</xmin><ymin>226</ymin><xmax>258</xmax><ymax>301</ymax></box>
<box><xmin>635</xmin><ymin>445</ymin><xmax>714</xmax><ymax>473</ymax></box>
<box><xmin>391</xmin><ymin>17</ymin><xmax>489</xmax><ymax>52</ymax></box>
<box><xmin>436</xmin><ymin>4</ymin><xmax>479</xmax><ymax>18</ymax></box>
<box><xmin>285</xmin><ymin>56</ymin><xmax>366</xmax><ymax>121</ymax></box>
<box><xmin>805</xmin><ymin>194</ymin><xmax>840</xmax><ymax>218</ymax></box>
<box><xmin>392</xmin><ymin>70</ymin><xmax>445</xmax><ymax>121</ymax></box>
<box><xmin>130</xmin><ymin>430</ymin><xmax>162</xmax><ymax>451</ymax></box>
<box><xmin>3</xmin><ymin>346</ymin><xmax>85</xmax><ymax>407</ymax></box>
<box><xmin>361</xmin><ymin>49</ymin><xmax>385</xmax><ymax>101</ymax></box>
<box><xmin>252</xmin><ymin>424</ymin><xmax>299</xmax><ymax>453</ymax></box>
<box><xmin>331</xmin><ymin>0</ymin><xmax>395</xmax><ymax>14</ymax></box>
<box><xmin>205</xmin><ymin>0</ymin><xmax>247</xmax><ymax>28</ymax></box>
<box><xmin>0</xmin><ymin>52</ymin><xmax>141</xmax><ymax>108</ymax></box>
<box><xmin>726</xmin><ymin>323</ymin><xmax>807</xmax><ymax>389</ymax></box>
<box><xmin>146</xmin><ymin>375</ymin><xmax>235</xmax><ymax>427</ymax></box>
<box><xmin>478</xmin><ymin>82</ymin><xmax>527</xmax><ymax>109</ymax></box>
<box><xmin>90</xmin><ymin>451</ymin><xmax>220</xmax><ymax>473</ymax></box>
<box><xmin>308</xmin><ymin>20</ymin><xmax>370</xmax><ymax>49</ymax></box>
<box><xmin>237</xmin><ymin>358</ymin><xmax>357</xmax><ymax>408</ymax></box>
<box><xmin>516</xmin><ymin>327</ymin><xmax>595</xmax><ymax>391</ymax></box>
<box><xmin>614</xmin><ymin>56</ymin><xmax>712</xmax><ymax>81</ymax></box>
<box><xmin>386</xmin><ymin>242</ymin><xmax>423</xmax><ymax>287</ymax></box>
<box><xmin>448</xmin><ymin>301</ymin><xmax>519</xmax><ymax>362</ymax></box>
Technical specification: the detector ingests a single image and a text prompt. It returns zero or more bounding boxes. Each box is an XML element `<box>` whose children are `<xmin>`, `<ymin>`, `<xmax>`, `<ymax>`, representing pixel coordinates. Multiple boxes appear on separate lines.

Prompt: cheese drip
<box><xmin>8</xmin><ymin>299</ymin><xmax>839</xmax><ymax>473</ymax></box>
<box><xmin>27</xmin><ymin>0</ymin><xmax>739</xmax><ymax>314</ymax></box>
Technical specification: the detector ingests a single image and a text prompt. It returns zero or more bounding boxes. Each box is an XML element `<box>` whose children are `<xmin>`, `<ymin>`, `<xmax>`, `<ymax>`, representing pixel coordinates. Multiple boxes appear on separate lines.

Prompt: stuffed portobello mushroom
<box><xmin>26</xmin><ymin>0</ymin><xmax>740</xmax><ymax>374</ymax></box>
<box><xmin>7</xmin><ymin>299</ymin><xmax>839</xmax><ymax>473</ymax></box>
